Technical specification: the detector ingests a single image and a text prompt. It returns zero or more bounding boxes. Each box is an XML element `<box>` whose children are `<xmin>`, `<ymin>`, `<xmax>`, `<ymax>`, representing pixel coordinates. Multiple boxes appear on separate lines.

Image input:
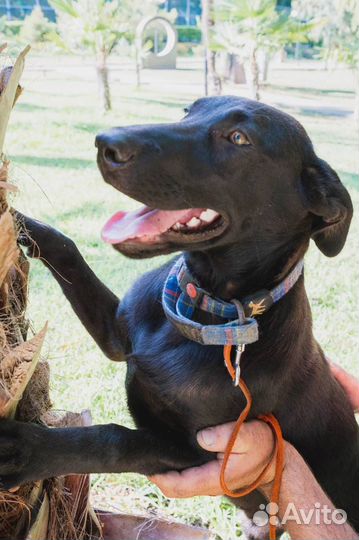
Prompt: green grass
<box><xmin>4</xmin><ymin>54</ymin><xmax>359</xmax><ymax>539</ymax></box>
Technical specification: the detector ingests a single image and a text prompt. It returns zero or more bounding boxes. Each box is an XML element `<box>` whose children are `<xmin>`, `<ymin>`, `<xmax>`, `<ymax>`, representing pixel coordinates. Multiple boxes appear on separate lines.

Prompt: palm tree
<box><xmin>50</xmin><ymin>0</ymin><xmax>158</xmax><ymax>111</ymax></box>
<box><xmin>320</xmin><ymin>0</ymin><xmax>358</xmax><ymax>120</ymax></box>
<box><xmin>202</xmin><ymin>0</ymin><xmax>222</xmax><ymax>95</ymax></box>
<box><xmin>0</xmin><ymin>45</ymin><xmax>101</xmax><ymax>540</ymax></box>
<box><xmin>214</xmin><ymin>0</ymin><xmax>315</xmax><ymax>100</ymax></box>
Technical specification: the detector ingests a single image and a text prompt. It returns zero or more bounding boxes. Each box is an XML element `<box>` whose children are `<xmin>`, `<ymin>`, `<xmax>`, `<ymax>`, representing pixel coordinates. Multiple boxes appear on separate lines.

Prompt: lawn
<box><xmin>4</xmin><ymin>52</ymin><xmax>359</xmax><ymax>539</ymax></box>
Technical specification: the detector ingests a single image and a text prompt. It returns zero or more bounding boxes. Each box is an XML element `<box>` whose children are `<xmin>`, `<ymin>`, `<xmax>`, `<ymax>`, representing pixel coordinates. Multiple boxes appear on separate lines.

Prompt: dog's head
<box><xmin>96</xmin><ymin>96</ymin><xmax>352</xmax><ymax>260</ymax></box>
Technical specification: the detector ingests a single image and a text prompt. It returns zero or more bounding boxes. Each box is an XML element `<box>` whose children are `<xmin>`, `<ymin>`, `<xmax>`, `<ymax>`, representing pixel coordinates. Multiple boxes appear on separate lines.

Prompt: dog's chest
<box><xmin>125</xmin><ymin>316</ymin><xmax>245</xmax><ymax>434</ymax></box>
<box><xmin>121</xmin><ymin>263</ymin><xmax>275</xmax><ymax>434</ymax></box>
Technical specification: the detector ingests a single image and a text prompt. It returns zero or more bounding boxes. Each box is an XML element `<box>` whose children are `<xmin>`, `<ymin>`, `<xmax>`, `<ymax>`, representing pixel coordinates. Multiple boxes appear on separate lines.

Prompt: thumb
<box><xmin>197</xmin><ymin>422</ymin><xmax>237</xmax><ymax>452</ymax></box>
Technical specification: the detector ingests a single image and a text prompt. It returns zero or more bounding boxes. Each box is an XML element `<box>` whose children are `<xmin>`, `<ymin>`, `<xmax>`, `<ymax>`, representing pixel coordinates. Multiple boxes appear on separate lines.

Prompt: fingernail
<box><xmin>197</xmin><ymin>428</ymin><xmax>215</xmax><ymax>447</ymax></box>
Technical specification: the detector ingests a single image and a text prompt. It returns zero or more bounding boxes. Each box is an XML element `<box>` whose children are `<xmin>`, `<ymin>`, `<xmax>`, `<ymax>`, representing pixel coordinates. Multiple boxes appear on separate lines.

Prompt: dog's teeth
<box><xmin>187</xmin><ymin>217</ymin><xmax>201</xmax><ymax>228</ymax></box>
<box><xmin>172</xmin><ymin>223</ymin><xmax>181</xmax><ymax>231</ymax></box>
<box><xmin>200</xmin><ymin>209</ymin><xmax>218</xmax><ymax>223</ymax></box>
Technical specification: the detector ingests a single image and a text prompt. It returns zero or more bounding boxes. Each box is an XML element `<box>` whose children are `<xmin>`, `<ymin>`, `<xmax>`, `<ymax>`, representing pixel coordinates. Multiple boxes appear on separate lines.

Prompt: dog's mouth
<box><xmin>102</xmin><ymin>206</ymin><xmax>228</xmax><ymax>255</ymax></box>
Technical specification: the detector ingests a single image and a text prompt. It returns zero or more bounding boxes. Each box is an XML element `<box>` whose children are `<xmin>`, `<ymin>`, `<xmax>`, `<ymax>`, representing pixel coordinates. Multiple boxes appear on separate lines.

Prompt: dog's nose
<box><xmin>95</xmin><ymin>131</ymin><xmax>136</xmax><ymax>166</ymax></box>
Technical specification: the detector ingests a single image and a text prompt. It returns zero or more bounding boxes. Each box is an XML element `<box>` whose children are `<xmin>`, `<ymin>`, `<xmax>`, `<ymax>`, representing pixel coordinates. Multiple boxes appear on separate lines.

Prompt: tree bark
<box><xmin>202</xmin><ymin>0</ymin><xmax>222</xmax><ymax>96</ymax></box>
<box><xmin>248</xmin><ymin>44</ymin><xmax>260</xmax><ymax>100</ymax></box>
<box><xmin>261</xmin><ymin>51</ymin><xmax>270</xmax><ymax>83</ymax></box>
<box><xmin>135</xmin><ymin>47</ymin><xmax>141</xmax><ymax>88</ymax></box>
<box><xmin>354</xmin><ymin>68</ymin><xmax>359</xmax><ymax>126</ymax></box>
<box><xmin>96</xmin><ymin>49</ymin><xmax>111</xmax><ymax>112</ymax></box>
<box><xmin>209</xmin><ymin>50</ymin><xmax>222</xmax><ymax>95</ymax></box>
<box><xmin>225</xmin><ymin>53</ymin><xmax>246</xmax><ymax>84</ymax></box>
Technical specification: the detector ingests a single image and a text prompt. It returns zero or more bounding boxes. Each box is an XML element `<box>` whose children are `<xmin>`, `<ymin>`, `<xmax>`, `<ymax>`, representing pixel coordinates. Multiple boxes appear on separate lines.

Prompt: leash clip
<box><xmin>234</xmin><ymin>344</ymin><xmax>245</xmax><ymax>386</ymax></box>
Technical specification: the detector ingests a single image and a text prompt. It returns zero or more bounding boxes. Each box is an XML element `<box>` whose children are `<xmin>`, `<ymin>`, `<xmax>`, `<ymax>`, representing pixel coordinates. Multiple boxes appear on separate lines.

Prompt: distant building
<box><xmin>0</xmin><ymin>0</ymin><xmax>201</xmax><ymax>23</ymax></box>
<box><xmin>276</xmin><ymin>0</ymin><xmax>291</xmax><ymax>14</ymax></box>
<box><xmin>161</xmin><ymin>1</ymin><xmax>290</xmax><ymax>26</ymax></box>
<box><xmin>1</xmin><ymin>0</ymin><xmax>289</xmax><ymax>25</ymax></box>
<box><xmin>0</xmin><ymin>0</ymin><xmax>56</xmax><ymax>20</ymax></box>
<box><xmin>161</xmin><ymin>0</ymin><xmax>201</xmax><ymax>26</ymax></box>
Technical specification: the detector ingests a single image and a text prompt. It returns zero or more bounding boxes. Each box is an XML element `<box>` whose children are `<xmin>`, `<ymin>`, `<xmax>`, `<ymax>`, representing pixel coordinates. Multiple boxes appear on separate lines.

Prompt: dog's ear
<box><xmin>301</xmin><ymin>158</ymin><xmax>353</xmax><ymax>257</ymax></box>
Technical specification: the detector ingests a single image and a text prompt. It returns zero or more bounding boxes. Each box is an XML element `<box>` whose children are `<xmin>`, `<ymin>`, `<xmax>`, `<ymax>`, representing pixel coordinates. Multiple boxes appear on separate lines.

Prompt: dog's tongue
<box><xmin>102</xmin><ymin>206</ymin><xmax>204</xmax><ymax>244</ymax></box>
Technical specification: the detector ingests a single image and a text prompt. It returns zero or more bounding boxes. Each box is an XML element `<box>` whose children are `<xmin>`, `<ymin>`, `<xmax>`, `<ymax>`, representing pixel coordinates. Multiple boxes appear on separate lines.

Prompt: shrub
<box><xmin>0</xmin><ymin>16</ymin><xmax>23</xmax><ymax>40</ymax></box>
<box><xmin>19</xmin><ymin>6</ymin><xmax>54</xmax><ymax>44</ymax></box>
<box><xmin>176</xmin><ymin>25</ymin><xmax>202</xmax><ymax>44</ymax></box>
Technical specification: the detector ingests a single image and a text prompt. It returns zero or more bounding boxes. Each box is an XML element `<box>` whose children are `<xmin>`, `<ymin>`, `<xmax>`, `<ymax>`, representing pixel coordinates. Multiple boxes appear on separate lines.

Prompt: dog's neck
<box><xmin>185</xmin><ymin>236</ymin><xmax>309</xmax><ymax>300</ymax></box>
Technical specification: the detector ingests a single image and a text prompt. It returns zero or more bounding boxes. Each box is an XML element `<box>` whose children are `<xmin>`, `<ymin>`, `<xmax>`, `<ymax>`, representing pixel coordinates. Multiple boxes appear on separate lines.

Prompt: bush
<box><xmin>19</xmin><ymin>6</ymin><xmax>54</xmax><ymax>44</ymax></box>
<box><xmin>176</xmin><ymin>25</ymin><xmax>202</xmax><ymax>44</ymax></box>
<box><xmin>0</xmin><ymin>16</ymin><xmax>23</xmax><ymax>39</ymax></box>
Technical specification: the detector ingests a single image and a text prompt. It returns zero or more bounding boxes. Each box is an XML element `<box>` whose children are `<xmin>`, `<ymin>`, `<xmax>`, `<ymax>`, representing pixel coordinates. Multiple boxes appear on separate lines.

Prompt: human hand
<box><xmin>149</xmin><ymin>420</ymin><xmax>275</xmax><ymax>498</ymax></box>
<box><xmin>330</xmin><ymin>361</ymin><xmax>359</xmax><ymax>412</ymax></box>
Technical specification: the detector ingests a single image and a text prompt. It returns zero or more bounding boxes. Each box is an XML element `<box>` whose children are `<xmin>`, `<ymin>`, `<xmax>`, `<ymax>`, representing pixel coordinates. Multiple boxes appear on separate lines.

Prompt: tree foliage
<box><xmin>48</xmin><ymin>0</ymin><xmax>160</xmax><ymax>110</ymax></box>
<box><xmin>50</xmin><ymin>0</ymin><xmax>133</xmax><ymax>55</ymax></box>
<box><xmin>212</xmin><ymin>0</ymin><xmax>316</xmax><ymax>100</ymax></box>
<box><xmin>213</xmin><ymin>0</ymin><xmax>315</xmax><ymax>58</ymax></box>
<box><xmin>293</xmin><ymin>0</ymin><xmax>358</xmax><ymax>68</ymax></box>
<box><xmin>20</xmin><ymin>6</ymin><xmax>55</xmax><ymax>44</ymax></box>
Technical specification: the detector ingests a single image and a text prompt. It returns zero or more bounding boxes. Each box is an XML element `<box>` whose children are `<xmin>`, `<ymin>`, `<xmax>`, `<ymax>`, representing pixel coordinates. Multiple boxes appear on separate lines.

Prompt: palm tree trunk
<box><xmin>96</xmin><ymin>49</ymin><xmax>111</xmax><ymax>112</ymax></box>
<box><xmin>261</xmin><ymin>52</ymin><xmax>270</xmax><ymax>83</ymax></box>
<box><xmin>354</xmin><ymin>67</ymin><xmax>359</xmax><ymax>125</ymax></box>
<box><xmin>248</xmin><ymin>44</ymin><xmax>260</xmax><ymax>101</ymax></box>
<box><xmin>225</xmin><ymin>53</ymin><xmax>246</xmax><ymax>84</ymax></box>
<box><xmin>202</xmin><ymin>0</ymin><xmax>221</xmax><ymax>96</ymax></box>
<box><xmin>0</xmin><ymin>55</ymin><xmax>103</xmax><ymax>540</ymax></box>
<box><xmin>209</xmin><ymin>50</ymin><xmax>222</xmax><ymax>95</ymax></box>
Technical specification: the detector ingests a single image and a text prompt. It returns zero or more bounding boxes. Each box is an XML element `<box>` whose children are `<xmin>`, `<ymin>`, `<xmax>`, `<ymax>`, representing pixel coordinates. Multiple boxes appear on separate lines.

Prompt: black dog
<box><xmin>1</xmin><ymin>96</ymin><xmax>358</xmax><ymax>539</ymax></box>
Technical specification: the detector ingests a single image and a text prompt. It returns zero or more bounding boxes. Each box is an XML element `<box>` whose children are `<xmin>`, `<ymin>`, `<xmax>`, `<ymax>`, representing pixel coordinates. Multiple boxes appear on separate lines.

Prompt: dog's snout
<box><xmin>103</xmin><ymin>145</ymin><xmax>135</xmax><ymax>166</ymax></box>
<box><xmin>96</xmin><ymin>131</ymin><xmax>136</xmax><ymax>167</ymax></box>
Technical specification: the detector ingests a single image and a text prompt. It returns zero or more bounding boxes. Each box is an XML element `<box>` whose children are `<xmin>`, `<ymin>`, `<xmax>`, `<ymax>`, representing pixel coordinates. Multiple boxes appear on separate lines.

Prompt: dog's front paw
<box><xmin>0</xmin><ymin>419</ymin><xmax>46</xmax><ymax>489</ymax></box>
<box><xmin>14</xmin><ymin>211</ymin><xmax>55</xmax><ymax>259</ymax></box>
<box><xmin>14</xmin><ymin>211</ymin><xmax>76</xmax><ymax>263</ymax></box>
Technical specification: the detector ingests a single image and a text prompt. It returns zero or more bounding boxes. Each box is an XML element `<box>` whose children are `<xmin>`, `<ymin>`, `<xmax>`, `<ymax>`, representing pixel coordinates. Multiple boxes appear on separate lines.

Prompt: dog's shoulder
<box><xmin>121</xmin><ymin>256</ymin><xmax>179</xmax><ymax>335</ymax></box>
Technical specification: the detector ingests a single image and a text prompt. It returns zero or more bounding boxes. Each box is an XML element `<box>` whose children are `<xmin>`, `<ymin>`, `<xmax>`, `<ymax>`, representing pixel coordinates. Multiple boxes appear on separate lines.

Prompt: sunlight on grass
<box><xmin>6</xmin><ymin>54</ymin><xmax>358</xmax><ymax>539</ymax></box>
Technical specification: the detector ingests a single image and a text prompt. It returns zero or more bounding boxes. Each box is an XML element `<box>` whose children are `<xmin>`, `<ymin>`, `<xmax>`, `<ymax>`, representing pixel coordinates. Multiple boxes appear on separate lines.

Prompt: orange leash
<box><xmin>222</xmin><ymin>345</ymin><xmax>285</xmax><ymax>540</ymax></box>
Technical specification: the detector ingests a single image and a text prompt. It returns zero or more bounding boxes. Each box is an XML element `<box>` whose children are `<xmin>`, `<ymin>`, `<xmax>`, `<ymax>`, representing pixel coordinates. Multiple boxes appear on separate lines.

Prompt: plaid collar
<box><xmin>162</xmin><ymin>256</ymin><xmax>304</xmax><ymax>346</ymax></box>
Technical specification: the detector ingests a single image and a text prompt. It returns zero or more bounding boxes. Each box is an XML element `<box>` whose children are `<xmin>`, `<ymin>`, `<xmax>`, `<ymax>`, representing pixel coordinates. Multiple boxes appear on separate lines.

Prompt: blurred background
<box><xmin>1</xmin><ymin>1</ymin><xmax>358</xmax><ymax>538</ymax></box>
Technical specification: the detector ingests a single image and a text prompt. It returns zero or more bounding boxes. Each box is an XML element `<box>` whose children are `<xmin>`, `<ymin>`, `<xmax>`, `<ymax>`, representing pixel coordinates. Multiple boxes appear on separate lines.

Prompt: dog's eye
<box><xmin>229</xmin><ymin>131</ymin><xmax>250</xmax><ymax>146</ymax></box>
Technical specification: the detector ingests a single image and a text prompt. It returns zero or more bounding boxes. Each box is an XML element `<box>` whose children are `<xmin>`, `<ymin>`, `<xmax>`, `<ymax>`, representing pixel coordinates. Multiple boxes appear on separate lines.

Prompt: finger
<box><xmin>329</xmin><ymin>361</ymin><xmax>355</xmax><ymax>385</ymax></box>
<box><xmin>329</xmin><ymin>360</ymin><xmax>344</xmax><ymax>378</ymax></box>
<box><xmin>217</xmin><ymin>451</ymin><xmax>276</xmax><ymax>487</ymax></box>
<box><xmin>149</xmin><ymin>461</ymin><xmax>223</xmax><ymax>498</ymax></box>
<box><xmin>329</xmin><ymin>361</ymin><xmax>359</xmax><ymax>412</ymax></box>
<box><xmin>197</xmin><ymin>420</ymin><xmax>273</xmax><ymax>454</ymax></box>
<box><xmin>196</xmin><ymin>422</ymin><xmax>236</xmax><ymax>452</ymax></box>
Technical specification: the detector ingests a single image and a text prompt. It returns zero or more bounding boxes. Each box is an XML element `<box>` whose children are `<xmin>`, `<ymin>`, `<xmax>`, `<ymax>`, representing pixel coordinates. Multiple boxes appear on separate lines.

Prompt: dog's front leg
<box><xmin>0</xmin><ymin>419</ymin><xmax>205</xmax><ymax>489</ymax></box>
<box><xmin>15</xmin><ymin>212</ymin><xmax>127</xmax><ymax>360</ymax></box>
